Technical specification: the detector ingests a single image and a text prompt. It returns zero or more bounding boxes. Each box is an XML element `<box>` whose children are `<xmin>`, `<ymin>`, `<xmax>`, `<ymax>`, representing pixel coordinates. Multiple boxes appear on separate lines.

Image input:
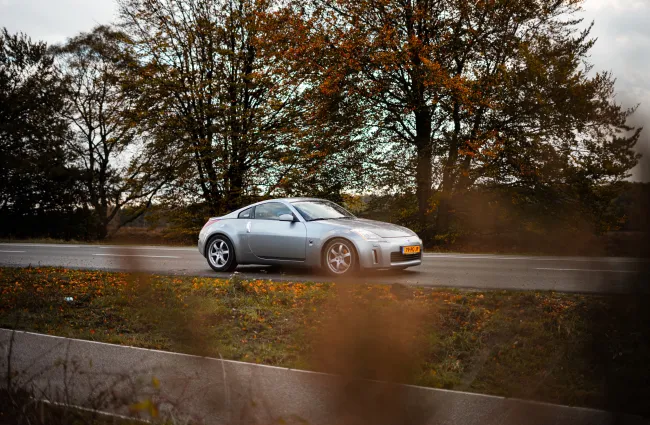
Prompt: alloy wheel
<box><xmin>327</xmin><ymin>242</ymin><xmax>353</xmax><ymax>274</ymax></box>
<box><xmin>209</xmin><ymin>239</ymin><xmax>230</xmax><ymax>268</ymax></box>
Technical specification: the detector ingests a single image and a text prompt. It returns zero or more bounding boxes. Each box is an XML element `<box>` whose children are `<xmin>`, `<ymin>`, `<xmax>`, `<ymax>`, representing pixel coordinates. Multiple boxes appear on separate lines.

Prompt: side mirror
<box><xmin>278</xmin><ymin>213</ymin><xmax>295</xmax><ymax>222</ymax></box>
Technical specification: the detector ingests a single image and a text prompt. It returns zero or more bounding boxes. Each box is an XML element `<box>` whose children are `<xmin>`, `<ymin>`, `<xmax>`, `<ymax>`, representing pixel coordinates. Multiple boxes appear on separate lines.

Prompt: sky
<box><xmin>1</xmin><ymin>0</ymin><xmax>648</xmax><ymax>180</ymax></box>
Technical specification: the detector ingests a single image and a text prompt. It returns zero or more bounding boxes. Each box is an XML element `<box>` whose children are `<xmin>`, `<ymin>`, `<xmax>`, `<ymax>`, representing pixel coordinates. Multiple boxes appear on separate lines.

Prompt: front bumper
<box><xmin>357</xmin><ymin>236</ymin><xmax>423</xmax><ymax>269</ymax></box>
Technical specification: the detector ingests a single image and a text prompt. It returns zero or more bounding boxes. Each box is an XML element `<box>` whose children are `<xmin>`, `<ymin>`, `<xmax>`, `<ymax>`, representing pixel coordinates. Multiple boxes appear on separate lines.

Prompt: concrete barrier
<box><xmin>1</xmin><ymin>329</ymin><xmax>646</xmax><ymax>425</ymax></box>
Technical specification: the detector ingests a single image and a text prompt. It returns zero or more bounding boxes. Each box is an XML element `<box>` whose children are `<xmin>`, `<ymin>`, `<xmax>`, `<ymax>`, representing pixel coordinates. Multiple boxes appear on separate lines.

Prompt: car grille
<box><xmin>390</xmin><ymin>251</ymin><xmax>422</xmax><ymax>263</ymax></box>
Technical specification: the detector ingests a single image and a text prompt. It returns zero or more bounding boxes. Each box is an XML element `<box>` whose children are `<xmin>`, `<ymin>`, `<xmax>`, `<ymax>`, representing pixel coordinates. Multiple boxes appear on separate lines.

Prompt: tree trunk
<box><xmin>436</xmin><ymin>100</ymin><xmax>461</xmax><ymax>235</ymax></box>
<box><xmin>415</xmin><ymin>110</ymin><xmax>432</xmax><ymax>237</ymax></box>
<box><xmin>226</xmin><ymin>159</ymin><xmax>245</xmax><ymax>212</ymax></box>
<box><xmin>436</xmin><ymin>179</ymin><xmax>452</xmax><ymax>236</ymax></box>
<box><xmin>95</xmin><ymin>205</ymin><xmax>109</xmax><ymax>240</ymax></box>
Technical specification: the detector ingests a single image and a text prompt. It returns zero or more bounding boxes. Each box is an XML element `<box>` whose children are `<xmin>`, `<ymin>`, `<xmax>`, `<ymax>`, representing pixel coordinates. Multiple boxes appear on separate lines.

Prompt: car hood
<box><xmin>326</xmin><ymin>218</ymin><xmax>416</xmax><ymax>238</ymax></box>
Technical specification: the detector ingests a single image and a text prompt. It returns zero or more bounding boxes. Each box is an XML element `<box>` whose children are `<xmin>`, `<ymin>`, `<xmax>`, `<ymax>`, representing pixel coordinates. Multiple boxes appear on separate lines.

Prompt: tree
<box><xmin>54</xmin><ymin>26</ymin><xmax>174</xmax><ymax>239</ymax></box>
<box><xmin>0</xmin><ymin>28</ymin><xmax>83</xmax><ymax>237</ymax></box>
<box><xmin>117</xmin><ymin>0</ymin><xmax>367</xmax><ymax>216</ymax></box>
<box><xmin>302</xmin><ymin>0</ymin><xmax>641</xmax><ymax>238</ymax></box>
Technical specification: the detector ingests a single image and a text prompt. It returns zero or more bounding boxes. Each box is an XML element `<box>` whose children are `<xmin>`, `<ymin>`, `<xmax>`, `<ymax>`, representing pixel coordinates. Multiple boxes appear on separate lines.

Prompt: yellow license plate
<box><xmin>402</xmin><ymin>245</ymin><xmax>421</xmax><ymax>255</ymax></box>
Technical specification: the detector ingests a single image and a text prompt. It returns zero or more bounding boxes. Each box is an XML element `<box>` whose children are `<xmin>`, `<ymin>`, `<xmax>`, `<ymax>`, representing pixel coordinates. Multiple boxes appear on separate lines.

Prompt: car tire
<box><xmin>322</xmin><ymin>238</ymin><xmax>358</xmax><ymax>277</ymax></box>
<box><xmin>206</xmin><ymin>235</ymin><xmax>238</xmax><ymax>272</ymax></box>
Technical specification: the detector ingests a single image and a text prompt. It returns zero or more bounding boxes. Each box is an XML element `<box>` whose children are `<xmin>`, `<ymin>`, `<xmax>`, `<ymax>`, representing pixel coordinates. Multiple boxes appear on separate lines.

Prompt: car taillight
<box><xmin>202</xmin><ymin>218</ymin><xmax>220</xmax><ymax>230</ymax></box>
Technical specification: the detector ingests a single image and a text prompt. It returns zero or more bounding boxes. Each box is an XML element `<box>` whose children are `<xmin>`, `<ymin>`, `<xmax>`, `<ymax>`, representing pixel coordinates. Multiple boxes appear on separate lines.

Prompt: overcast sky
<box><xmin>1</xmin><ymin>0</ymin><xmax>648</xmax><ymax>180</ymax></box>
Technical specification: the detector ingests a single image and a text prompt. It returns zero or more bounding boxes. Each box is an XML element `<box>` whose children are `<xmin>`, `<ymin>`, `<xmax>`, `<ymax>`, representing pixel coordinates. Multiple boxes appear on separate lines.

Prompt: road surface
<box><xmin>0</xmin><ymin>243</ymin><xmax>647</xmax><ymax>294</ymax></box>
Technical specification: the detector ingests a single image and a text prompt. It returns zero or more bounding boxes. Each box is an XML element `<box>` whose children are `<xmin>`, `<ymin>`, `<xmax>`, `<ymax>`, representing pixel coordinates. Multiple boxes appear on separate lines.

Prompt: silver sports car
<box><xmin>198</xmin><ymin>198</ymin><xmax>422</xmax><ymax>276</ymax></box>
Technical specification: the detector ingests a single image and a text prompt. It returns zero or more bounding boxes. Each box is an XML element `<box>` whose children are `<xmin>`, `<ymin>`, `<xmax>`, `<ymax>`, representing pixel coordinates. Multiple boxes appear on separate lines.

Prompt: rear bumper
<box><xmin>198</xmin><ymin>233</ymin><xmax>207</xmax><ymax>257</ymax></box>
<box><xmin>357</xmin><ymin>236</ymin><xmax>423</xmax><ymax>269</ymax></box>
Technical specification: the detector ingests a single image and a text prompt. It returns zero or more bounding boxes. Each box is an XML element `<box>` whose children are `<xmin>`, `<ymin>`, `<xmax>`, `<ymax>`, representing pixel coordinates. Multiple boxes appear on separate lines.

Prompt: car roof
<box><xmin>220</xmin><ymin>197</ymin><xmax>345</xmax><ymax>219</ymax></box>
<box><xmin>234</xmin><ymin>198</ymin><xmax>326</xmax><ymax>212</ymax></box>
<box><xmin>275</xmin><ymin>197</ymin><xmax>324</xmax><ymax>203</ymax></box>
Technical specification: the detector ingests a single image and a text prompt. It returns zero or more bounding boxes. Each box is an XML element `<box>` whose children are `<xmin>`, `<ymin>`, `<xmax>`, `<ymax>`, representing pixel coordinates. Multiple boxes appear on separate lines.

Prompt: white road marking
<box><xmin>0</xmin><ymin>243</ymin><xmax>195</xmax><ymax>251</ymax></box>
<box><xmin>423</xmin><ymin>254</ymin><xmax>646</xmax><ymax>263</ymax></box>
<box><xmin>0</xmin><ymin>250</ymin><xmax>26</xmax><ymax>253</ymax></box>
<box><xmin>98</xmin><ymin>246</ymin><xmax>194</xmax><ymax>251</ymax></box>
<box><xmin>0</xmin><ymin>243</ymin><xmax>82</xmax><ymax>248</ymax></box>
<box><xmin>536</xmin><ymin>267</ymin><xmax>639</xmax><ymax>274</ymax></box>
<box><xmin>93</xmin><ymin>254</ymin><xmax>180</xmax><ymax>259</ymax></box>
<box><xmin>424</xmin><ymin>255</ymin><xmax>533</xmax><ymax>260</ymax></box>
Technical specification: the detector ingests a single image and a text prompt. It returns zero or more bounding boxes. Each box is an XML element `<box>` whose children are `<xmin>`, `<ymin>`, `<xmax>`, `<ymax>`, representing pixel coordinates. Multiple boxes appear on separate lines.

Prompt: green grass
<box><xmin>1</xmin><ymin>266</ymin><xmax>649</xmax><ymax>416</ymax></box>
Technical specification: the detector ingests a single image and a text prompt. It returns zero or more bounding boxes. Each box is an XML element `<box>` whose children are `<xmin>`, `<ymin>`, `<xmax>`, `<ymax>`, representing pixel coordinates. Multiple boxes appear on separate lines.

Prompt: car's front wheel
<box><xmin>206</xmin><ymin>235</ymin><xmax>238</xmax><ymax>272</ymax></box>
<box><xmin>322</xmin><ymin>238</ymin><xmax>358</xmax><ymax>277</ymax></box>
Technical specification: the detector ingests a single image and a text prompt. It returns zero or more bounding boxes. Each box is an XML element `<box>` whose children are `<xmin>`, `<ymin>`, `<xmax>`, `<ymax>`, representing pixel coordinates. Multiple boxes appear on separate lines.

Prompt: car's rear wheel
<box><xmin>206</xmin><ymin>235</ymin><xmax>238</xmax><ymax>272</ymax></box>
<box><xmin>322</xmin><ymin>238</ymin><xmax>357</xmax><ymax>277</ymax></box>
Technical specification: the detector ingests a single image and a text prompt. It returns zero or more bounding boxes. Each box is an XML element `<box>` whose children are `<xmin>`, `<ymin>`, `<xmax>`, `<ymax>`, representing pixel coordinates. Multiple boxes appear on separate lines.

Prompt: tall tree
<box><xmin>0</xmin><ymin>29</ymin><xmax>81</xmax><ymax>231</ymax></box>
<box><xmin>118</xmin><ymin>0</ymin><xmax>365</xmax><ymax>215</ymax></box>
<box><xmin>302</xmin><ymin>0</ymin><xmax>641</xmax><ymax>237</ymax></box>
<box><xmin>54</xmin><ymin>26</ymin><xmax>173</xmax><ymax>239</ymax></box>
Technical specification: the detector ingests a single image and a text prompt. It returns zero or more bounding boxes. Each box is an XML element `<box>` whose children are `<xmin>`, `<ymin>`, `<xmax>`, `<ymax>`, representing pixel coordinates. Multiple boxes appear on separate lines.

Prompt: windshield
<box><xmin>291</xmin><ymin>200</ymin><xmax>356</xmax><ymax>221</ymax></box>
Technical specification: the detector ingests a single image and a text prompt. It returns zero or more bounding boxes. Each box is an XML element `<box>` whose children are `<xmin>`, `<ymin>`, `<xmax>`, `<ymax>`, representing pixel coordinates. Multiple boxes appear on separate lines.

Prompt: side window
<box><xmin>254</xmin><ymin>202</ymin><xmax>292</xmax><ymax>220</ymax></box>
<box><xmin>238</xmin><ymin>208</ymin><xmax>253</xmax><ymax>219</ymax></box>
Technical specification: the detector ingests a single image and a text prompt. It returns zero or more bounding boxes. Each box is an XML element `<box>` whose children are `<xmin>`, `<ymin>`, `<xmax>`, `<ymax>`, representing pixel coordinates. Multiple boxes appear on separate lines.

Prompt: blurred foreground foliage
<box><xmin>1</xmin><ymin>266</ymin><xmax>649</xmax><ymax>416</ymax></box>
<box><xmin>0</xmin><ymin>388</ymin><xmax>145</xmax><ymax>425</ymax></box>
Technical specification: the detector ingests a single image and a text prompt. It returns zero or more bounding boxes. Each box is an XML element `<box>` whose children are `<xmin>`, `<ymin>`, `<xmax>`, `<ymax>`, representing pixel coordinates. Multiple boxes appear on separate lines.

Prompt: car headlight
<box><xmin>350</xmin><ymin>228</ymin><xmax>382</xmax><ymax>241</ymax></box>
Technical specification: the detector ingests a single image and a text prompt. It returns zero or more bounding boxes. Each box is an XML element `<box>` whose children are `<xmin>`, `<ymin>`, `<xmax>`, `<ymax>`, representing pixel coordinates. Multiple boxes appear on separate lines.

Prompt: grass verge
<box><xmin>1</xmin><ymin>266</ymin><xmax>648</xmax><ymax>416</ymax></box>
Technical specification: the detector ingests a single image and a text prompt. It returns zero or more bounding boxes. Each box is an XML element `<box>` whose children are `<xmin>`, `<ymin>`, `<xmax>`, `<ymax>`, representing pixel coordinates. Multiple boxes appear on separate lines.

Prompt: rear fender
<box><xmin>203</xmin><ymin>221</ymin><xmax>241</xmax><ymax>257</ymax></box>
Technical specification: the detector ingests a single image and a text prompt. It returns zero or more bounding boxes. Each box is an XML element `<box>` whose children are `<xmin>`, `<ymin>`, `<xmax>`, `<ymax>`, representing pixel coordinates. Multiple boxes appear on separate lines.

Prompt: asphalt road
<box><xmin>0</xmin><ymin>242</ymin><xmax>648</xmax><ymax>294</ymax></box>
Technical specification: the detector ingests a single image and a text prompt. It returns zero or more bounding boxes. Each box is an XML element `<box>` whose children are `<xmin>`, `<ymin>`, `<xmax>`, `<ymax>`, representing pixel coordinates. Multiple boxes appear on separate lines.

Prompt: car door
<box><xmin>231</xmin><ymin>207</ymin><xmax>255</xmax><ymax>262</ymax></box>
<box><xmin>247</xmin><ymin>202</ymin><xmax>307</xmax><ymax>261</ymax></box>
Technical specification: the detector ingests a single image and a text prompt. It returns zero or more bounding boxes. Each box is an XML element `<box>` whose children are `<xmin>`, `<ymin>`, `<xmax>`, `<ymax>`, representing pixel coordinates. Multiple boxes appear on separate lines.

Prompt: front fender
<box><xmin>307</xmin><ymin>227</ymin><xmax>370</xmax><ymax>269</ymax></box>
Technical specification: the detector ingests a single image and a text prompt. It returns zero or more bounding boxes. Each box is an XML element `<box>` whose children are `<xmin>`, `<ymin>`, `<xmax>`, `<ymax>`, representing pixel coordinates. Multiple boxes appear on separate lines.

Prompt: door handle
<box><xmin>246</xmin><ymin>221</ymin><xmax>252</xmax><ymax>233</ymax></box>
